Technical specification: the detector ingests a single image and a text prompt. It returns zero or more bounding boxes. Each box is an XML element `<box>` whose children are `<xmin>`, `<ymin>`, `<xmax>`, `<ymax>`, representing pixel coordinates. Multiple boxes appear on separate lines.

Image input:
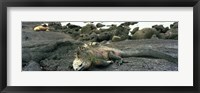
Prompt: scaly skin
<box><xmin>72</xmin><ymin>43</ymin><xmax>178</xmax><ymax>71</ymax></box>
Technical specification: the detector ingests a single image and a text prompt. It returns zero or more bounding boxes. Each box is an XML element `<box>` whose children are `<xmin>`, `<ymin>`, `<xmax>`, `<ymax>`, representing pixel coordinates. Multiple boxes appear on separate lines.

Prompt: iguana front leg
<box><xmin>94</xmin><ymin>60</ymin><xmax>114</xmax><ymax>67</ymax></box>
<box><xmin>108</xmin><ymin>51</ymin><xmax>124</xmax><ymax>65</ymax></box>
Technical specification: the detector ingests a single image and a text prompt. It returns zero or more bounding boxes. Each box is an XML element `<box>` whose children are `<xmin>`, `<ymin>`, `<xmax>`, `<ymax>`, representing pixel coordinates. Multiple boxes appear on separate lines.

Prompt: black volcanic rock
<box><xmin>23</xmin><ymin>61</ymin><xmax>42</xmax><ymax>71</ymax></box>
<box><xmin>96</xmin><ymin>23</ymin><xmax>105</xmax><ymax>28</ymax></box>
<box><xmin>131</xmin><ymin>28</ymin><xmax>158</xmax><ymax>39</ymax></box>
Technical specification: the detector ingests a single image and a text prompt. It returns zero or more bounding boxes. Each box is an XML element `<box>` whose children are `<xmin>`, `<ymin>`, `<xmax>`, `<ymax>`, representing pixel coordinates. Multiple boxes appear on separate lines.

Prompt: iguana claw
<box><xmin>115</xmin><ymin>60</ymin><xmax>123</xmax><ymax>65</ymax></box>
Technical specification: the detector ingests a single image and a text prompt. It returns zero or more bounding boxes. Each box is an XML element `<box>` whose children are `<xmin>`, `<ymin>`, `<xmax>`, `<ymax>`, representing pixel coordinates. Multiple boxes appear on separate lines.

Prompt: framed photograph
<box><xmin>0</xmin><ymin>0</ymin><xmax>199</xmax><ymax>93</ymax></box>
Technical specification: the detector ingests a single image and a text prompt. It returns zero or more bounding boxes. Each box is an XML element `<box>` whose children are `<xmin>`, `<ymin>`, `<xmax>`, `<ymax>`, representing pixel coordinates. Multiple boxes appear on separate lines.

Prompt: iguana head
<box><xmin>72</xmin><ymin>46</ymin><xmax>92</xmax><ymax>71</ymax></box>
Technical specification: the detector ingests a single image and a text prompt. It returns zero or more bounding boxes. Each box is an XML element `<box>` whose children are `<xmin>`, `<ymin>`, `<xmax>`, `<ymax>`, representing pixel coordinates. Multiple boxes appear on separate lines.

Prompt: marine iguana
<box><xmin>72</xmin><ymin>42</ymin><xmax>178</xmax><ymax>71</ymax></box>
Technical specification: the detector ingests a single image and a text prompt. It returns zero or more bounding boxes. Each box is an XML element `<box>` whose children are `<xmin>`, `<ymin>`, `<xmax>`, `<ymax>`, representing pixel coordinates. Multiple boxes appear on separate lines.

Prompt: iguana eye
<box><xmin>79</xmin><ymin>63</ymin><xmax>83</xmax><ymax>67</ymax></box>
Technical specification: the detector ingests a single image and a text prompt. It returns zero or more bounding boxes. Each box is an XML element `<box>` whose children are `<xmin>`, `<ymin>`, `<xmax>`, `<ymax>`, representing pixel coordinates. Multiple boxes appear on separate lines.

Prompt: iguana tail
<box><xmin>120</xmin><ymin>49</ymin><xmax>178</xmax><ymax>63</ymax></box>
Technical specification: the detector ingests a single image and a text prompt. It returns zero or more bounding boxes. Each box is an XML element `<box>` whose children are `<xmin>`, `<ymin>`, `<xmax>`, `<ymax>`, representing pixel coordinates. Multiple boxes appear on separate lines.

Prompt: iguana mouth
<box><xmin>78</xmin><ymin>67</ymin><xmax>85</xmax><ymax>71</ymax></box>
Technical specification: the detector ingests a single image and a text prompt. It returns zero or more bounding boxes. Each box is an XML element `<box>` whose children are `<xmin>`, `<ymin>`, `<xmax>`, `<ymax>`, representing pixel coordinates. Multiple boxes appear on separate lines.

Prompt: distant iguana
<box><xmin>72</xmin><ymin>42</ymin><xmax>178</xmax><ymax>71</ymax></box>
